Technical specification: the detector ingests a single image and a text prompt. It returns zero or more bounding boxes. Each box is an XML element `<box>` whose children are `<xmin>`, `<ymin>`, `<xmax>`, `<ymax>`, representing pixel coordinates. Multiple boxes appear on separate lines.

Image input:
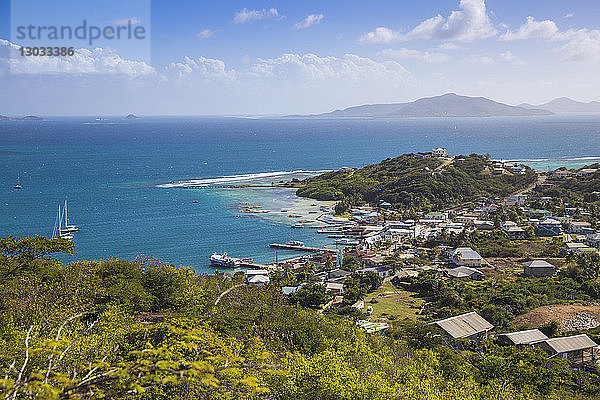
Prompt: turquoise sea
<box><xmin>2</xmin><ymin>115</ymin><xmax>600</xmax><ymax>272</ymax></box>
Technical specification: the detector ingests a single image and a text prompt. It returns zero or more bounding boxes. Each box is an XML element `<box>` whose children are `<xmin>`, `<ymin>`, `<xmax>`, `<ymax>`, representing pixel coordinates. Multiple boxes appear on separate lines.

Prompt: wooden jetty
<box><xmin>239</xmin><ymin>261</ymin><xmax>272</xmax><ymax>269</ymax></box>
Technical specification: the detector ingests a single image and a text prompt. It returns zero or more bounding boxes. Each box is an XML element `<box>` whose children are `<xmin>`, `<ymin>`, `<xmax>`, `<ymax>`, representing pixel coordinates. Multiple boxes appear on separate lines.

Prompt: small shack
<box><xmin>497</xmin><ymin>329</ymin><xmax>548</xmax><ymax>347</ymax></box>
<box><xmin>444</xmin><ymin>266</ymin><xmax>485</xmax><ymax>281</ymax></box>
<box><xmin>431</xmin><ymin>311</ymin><xmax>493</xmax><ymax>340</ymax></box>
<box><xmin>523</xmin><ymin>260</ymin><xmax>557</xmax><ymax>278</ymax></box>
<box><xmin>535</xmin><ymin>334</ymin><xmax>597</xmax><ymax>365</ymax></box>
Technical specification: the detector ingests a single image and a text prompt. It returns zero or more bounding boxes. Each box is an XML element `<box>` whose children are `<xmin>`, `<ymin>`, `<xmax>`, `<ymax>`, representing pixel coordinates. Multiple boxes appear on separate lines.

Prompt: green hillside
<box><xmin>296</xmin><ymin>153</ymin><xmax>537</xmax><ymax>210</ymax></box>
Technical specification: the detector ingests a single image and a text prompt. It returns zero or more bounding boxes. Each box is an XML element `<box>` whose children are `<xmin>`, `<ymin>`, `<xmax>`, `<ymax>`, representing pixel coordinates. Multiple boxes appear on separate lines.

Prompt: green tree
<box><xmin>289</xmin><ymin>283</ymin><xmax>331</xmax><ymax>308</ymax></box>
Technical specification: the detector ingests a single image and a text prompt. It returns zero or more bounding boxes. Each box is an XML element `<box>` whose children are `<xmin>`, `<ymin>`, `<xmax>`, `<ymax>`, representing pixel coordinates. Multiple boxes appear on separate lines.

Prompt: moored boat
<box><xmin>13</xmin><ymin>174</ymin><xmax>21</xmax><ymax>190</ymax></box>
<box><xmin>60</xmin><ymin>200</ymin><xmax>80</xmax><ymax>233</ymax></box>
<box><xmin>209</xmin><ymin>252</ymin><xmax>241</xmax><ymax>267</ymax></box>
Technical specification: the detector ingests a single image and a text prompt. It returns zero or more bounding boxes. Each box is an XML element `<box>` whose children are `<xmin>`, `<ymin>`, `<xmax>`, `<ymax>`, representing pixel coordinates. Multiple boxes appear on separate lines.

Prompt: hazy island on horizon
<box><xmin>291</xmin><ymin>93</ymin><xmax>600</xmax><ymax>119</ymax></box>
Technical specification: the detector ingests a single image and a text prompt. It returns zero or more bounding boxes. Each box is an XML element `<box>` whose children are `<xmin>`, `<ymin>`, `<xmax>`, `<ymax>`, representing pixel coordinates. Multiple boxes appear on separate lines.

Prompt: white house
<box><xmin>325</xmin><ymin>282</ymin><xmax>344</xmax><ymax>294</ymax></box>
<box><xmin>577</xmin><ymin>169</ymin><xmax>598</xmax><ymax>177</ymax></box>
<box><xmin>432</xmin><ymin>147</ymin><xmax>448</xmax><ymax>158</ymax></box>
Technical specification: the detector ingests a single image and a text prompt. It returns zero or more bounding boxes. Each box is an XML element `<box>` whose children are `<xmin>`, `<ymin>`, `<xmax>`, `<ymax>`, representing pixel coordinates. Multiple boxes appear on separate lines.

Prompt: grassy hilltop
<box><xmin>296</xmin><ymin>153</ymin><xmax>537</xmax><ymax>210</ymax></box>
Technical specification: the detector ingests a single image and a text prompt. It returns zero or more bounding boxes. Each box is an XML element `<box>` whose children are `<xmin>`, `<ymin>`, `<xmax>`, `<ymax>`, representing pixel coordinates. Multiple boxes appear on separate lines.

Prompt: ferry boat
<box><xmin>209</xmin><ymin>253</ymin><xmax>241</xmax><ymax>267</ymax></box>
<box><xmin>286</xmin><ymin>240</ymin><xmax>304</xmax><ymax>247</ymax></box>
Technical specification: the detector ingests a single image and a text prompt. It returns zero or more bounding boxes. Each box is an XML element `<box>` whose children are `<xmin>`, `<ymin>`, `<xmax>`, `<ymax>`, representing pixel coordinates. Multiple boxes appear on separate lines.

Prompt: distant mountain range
<box><xmin>301</xmin><ymin>93</ymin><xmax>600</xmax><ymax>119</ymax></box>
<box><xmin>307</xmin><ymin>93</ymin><xmax>552</xmax><ymax>118</ymax></box>
<box><xmin>519</xmin><ymin>97</ymin><xmax>600</xmax><ymax>113</ymax></box>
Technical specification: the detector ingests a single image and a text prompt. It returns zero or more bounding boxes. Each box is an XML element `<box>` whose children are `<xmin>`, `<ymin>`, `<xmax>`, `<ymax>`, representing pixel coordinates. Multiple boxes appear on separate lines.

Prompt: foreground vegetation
<box><xmin>1</xmin><ymin>236</ymin><xmax>600</xmax><ymax>399</ymax></box>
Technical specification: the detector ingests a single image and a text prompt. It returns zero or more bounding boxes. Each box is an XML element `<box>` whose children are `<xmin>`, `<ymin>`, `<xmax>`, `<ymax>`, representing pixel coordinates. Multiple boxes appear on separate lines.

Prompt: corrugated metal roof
<box><xmin>543</xmin><ymin>334</ymin><xmax>597</xmax><ymax>354</ymax></box>
<box><xmin>248</xmin><ymin>275</ymin><xmax>270</xmax><ymax>283</ymax></box>
<box><xmin>451</xmin><ymin>247</ymin><xmax>482</xmax><ymax>260</ymax></box>
<box><xmin>523</xmin><ymin>260</ymin><xmax>556</xmax><ymax>269</ymax></box>
<box><xmin>433</xmin><ymin>312</ymin><xmax>493</xmax><ymax>339</ymax></box>
<box><xmin>498</xmin><ymin>329</ymin><xmax>548</xmax><ymax>345</ymax></box>
<box><xmin>445</xmin><ymin>267</ymin><xmax>483</xmax><ymax>278</ymax></box>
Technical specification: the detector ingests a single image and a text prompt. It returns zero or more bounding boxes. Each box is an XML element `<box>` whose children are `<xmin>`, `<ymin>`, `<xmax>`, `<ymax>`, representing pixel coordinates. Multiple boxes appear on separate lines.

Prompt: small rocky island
<box><xmin>125</xmin><ymin>114</ymin><xmax>140</xmax><ymax>119</ymax></box>
<box><xmin>0</xmin><ymin>115</ymin><xmax>43</xmax><ymax>121</ymax></box>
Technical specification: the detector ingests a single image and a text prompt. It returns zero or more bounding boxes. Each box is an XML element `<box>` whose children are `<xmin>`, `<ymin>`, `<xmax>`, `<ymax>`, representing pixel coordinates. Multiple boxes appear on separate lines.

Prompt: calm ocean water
<box><xmin>2</xmin><ymin>115</ymin><xmax>600</xmax><ymax>271</ymax></box>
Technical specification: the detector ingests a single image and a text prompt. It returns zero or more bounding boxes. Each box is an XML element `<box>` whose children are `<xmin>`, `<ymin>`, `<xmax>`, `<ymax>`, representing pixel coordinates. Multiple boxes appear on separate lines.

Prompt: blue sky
<box><xmin>1</xmin><ymin>0</ymin><xmax>600</xmax><ymax>115</ymax></box>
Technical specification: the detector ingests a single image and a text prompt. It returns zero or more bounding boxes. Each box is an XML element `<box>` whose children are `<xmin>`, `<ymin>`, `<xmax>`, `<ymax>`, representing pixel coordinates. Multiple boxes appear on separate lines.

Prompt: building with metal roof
<box><xmin>431</xmin><ymin>311</ymin><xmax>493</xmax><ymax>340</ymax></box>
<box><xmin>535</xmin><ymin>334</ymin><xmax>597</xmax><ymax>365</ymax></box>
<box><xmin>497</xmin><ymin>329</ymin><xmax>548</xmax><ymax>347</ymax></box>
<box><xmin>247</xmin><ymin>274</ymin><xmax>270</xmax><ymax>286</ymax></box>
<box><xmin>522</xmin><ymin>260</ymin><xmax>557</xmax><ymax>277</ymax></box>
<box><xmin>449</xmin><ymin>247</ymin><xmax>483</xmax><ymax>267</ymax></box>
<box><xmin>444</xmin><ymin>266</ymin><xmax>485</xmax><ymax>281</ymax></box>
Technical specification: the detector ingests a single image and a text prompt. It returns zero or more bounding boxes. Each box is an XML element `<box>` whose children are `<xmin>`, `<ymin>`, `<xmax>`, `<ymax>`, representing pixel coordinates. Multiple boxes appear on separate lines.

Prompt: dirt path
<box><xmin>435</xmin><ymin>156</ymin><xmax>455</xmax><ymax>171</ymax></box>
<box><xmin>513</xmin><ymin>303</ymin><xmax>600</xmax><ymax>331</ymax></box>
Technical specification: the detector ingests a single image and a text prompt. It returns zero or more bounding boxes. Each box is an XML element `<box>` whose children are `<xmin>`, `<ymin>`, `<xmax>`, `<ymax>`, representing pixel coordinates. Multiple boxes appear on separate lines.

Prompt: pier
<box><xmin>269</xmin><ymin>243</ymin><xmax>334</xmax><ymax>253</ymax></box>
<box><xmin>239</xmin><ymin>261</ymin><xmax>272</xmax><ymax>269</ymax></box>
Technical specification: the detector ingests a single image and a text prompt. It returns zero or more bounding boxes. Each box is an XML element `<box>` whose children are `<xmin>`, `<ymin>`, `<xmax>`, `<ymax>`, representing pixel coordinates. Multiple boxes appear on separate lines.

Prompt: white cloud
<box><xmin>233</xmin><ymin>8</ymin><xmax>280</xmax><ymax>24</ymax></box>
<box><xmin>499</xmin><ymin>51</ymin><xmax>525</xmax><ymax>65</ymax></box>
<box><xmin>499</xmin><ymin>17</ymin><xmax>600</xmax><ymax>62</ymax></box>
<box><xmin>359</xmin><ymin>27</ymin><xmax>402</xmax><ymax>44</ymax></box>
<box><xmin>405</xmin><ymin>0</ymin><xmax>496</xmax><ymax>41</ymax></box>
<box><xmin>438</xmin><ymin>42</ymin><xmax>460</xmax><ymax>50</ymax></box>
<box><xmin>113</xmin><ymin>17</ymin><xmax>141</xmax><ymax>26</ymax></box>
<box><xmin>165</xmin><ymin>56</ymin><xmax>236</xmax><ymax>81</ymax></box>
<box><xmin>564</xmin><ymin>13</ymin><xmax>574</xmax><ymax>19</ymax></box>
<box><xmin>466</xmin><ymin>55</ymin><xmax>494</xmax><ymax>65</ymax></box>
<box><xmin>294</xmin><ymin>14</ymin><xmax>324</xmax><ymax>30</ymax></box>
<box><xmin>499</xmin><ymin>51</ymin><xmax>515</xmax><ymax>61</ymax></box>
<box><xmin>499</xmin><ymin>16</ymin><xmax>558</xmax><ymax>41</ymax></box>
<box><xmin>197</xmin><ymin>29</ymin><xmax>216</xmax><ymax>40</ymax></box>
<box><xmin>1</xmin><ymin>40</ymin><xmax>156</xmax><ymax>76</ymax></box>
<box><xmin>361</xmin><ymin>0</ymin><xmax>496</xmax><ymax>43</ymax></box>
<box><xmin>555</xmin><ymin>29</ymin><xmax>600</xmax><ymax>62</ymax></box>
<box><xmin>403</xmin><ymin>0</ymin><xmax>496</xmax><ymax>41</ymax></box>
<box><xmin>379</xmin><ymin>48</ymin><xmax>449</xmax><ymax>63</ymax></box>
<box><xmin>250</xmin><ymin>53</ymin><xmax>412</xmax><ymax>85</ymax></box>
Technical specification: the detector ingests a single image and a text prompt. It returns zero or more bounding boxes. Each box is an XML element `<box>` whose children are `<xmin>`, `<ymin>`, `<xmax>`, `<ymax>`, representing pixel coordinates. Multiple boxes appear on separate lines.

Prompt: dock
<box><xmin>269</xmin><ymin>243</ymin><xmax>334</xmax><ymax>253</ymax></box>
<box><xmin>239</xmin><ymin>262</ymin><xmax>272</xmax><ymax>269</ymax></box>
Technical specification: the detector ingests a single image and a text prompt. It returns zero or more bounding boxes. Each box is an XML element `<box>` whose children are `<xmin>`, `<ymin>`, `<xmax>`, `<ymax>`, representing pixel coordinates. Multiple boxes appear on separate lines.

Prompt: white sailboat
<box><xmin>13</xmin><ymin>174</ymin><xmax>21</xmax><ymax>190</ymax></box>
<box><xmin>52</xmin><ymin>205</ymin><xmax>73</xmax><ymax>240</ymax></box>
<box><xmin>60</xmin><ymin>200</ymin><xmax>80</xmax><ymax>233</ymax></box>
<box><xmin>52</xmin><ymin>201</ymin><xmax>79</xmax><ymax>240</ymax></box>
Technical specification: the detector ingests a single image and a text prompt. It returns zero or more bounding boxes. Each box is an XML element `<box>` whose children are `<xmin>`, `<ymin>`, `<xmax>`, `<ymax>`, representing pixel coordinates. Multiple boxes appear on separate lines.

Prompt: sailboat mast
<box><xmin>64</xmin><ymin>200</ymin><xmax>68</xmax><ymax>227</ymax></box>
<box><xmin>53</xmin><ymin>205</ymin><xmax>61</xmax><ymax>239</ymax></box>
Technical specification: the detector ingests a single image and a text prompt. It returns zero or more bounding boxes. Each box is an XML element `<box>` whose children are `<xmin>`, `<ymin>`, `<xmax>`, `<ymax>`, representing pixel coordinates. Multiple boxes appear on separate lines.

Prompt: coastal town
<box><xmin>216</xmin><ymin>148</ymin><xmax>600</xmax><ymax>368</ymax></box>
